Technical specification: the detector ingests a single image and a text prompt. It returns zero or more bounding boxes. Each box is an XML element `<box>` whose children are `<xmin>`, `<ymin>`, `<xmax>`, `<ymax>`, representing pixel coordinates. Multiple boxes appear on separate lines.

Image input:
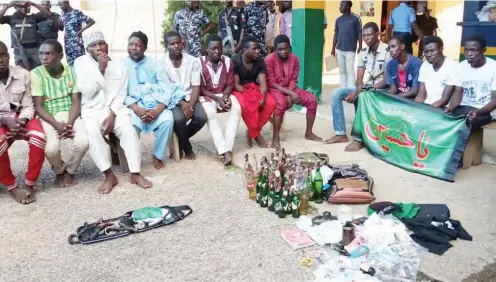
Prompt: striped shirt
<box><xmin>30</xmin><ymin>64</ymin><xmax>79</xmax><ymax>116</ymax></box>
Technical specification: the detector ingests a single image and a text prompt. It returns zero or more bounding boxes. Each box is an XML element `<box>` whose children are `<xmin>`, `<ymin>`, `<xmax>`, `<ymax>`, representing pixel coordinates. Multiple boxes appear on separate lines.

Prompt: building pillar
<box><xmin>80</xmin><ymin>0</ymin><xmax>88</xmax><ymax>10</ymax></box>
<box><xmin>292</xmin><ymin>1</ymin><xmax>325</xmax><ymax>102</ymax></box>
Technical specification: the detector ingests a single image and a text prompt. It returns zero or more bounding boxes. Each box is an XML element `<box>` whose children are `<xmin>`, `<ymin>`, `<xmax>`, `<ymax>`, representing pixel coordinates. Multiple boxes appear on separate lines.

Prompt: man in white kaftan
<box><xmin>74</xmin><ymin>30</ymin><xmax>152</xmax><ymax>194</ymax></box>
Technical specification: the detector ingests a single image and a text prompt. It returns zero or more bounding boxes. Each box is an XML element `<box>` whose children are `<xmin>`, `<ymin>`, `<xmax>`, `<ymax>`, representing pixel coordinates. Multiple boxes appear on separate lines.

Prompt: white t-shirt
<box><xmin>453</xmin><ymin>57</ymin><xmax>496</xmax><ymax>119</ymax></box>
<box><xmin>418</xmin><ymin>58</ymin><xmax>457</xmax><ymax>105</ymax></box>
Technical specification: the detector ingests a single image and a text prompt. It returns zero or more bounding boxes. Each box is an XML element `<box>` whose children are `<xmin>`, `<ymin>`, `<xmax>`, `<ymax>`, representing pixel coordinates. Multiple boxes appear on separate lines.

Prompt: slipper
<box><xmin>312</xmin><ymin>211</ymin><xmax>337</xmax><ymax>226</ymax></box>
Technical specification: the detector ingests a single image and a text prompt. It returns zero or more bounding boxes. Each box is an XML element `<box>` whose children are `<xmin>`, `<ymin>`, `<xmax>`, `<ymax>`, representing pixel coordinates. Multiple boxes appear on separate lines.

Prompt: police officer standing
<box><xmin>387</xmin><ymin>1</ymin><xmax>424</xmax><ymax>55</ymax></box>
<box><xmin>244</xmin><ymin>0</ymin><xmax>268</xmax><ymax>57</ymax></box>
<box><xmin>38</xmin><ymin>0</ymin><xmax>64</xmax><ymax>41</ymax></box>
<box><xmin>0</xmin><ymin>1</ymin><xmax>52</xmax><ymax>70</ymax></box>
<box><xmin>218</xmin><ymin>0</ymin><xmax>246</xmax><ymax>57</ymax></box>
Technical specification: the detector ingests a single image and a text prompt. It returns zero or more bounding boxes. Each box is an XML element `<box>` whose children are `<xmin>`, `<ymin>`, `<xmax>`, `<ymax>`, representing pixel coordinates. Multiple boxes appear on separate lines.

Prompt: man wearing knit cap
<box><xmin>74</xmin><ymin>30</ymin><xmax>152</xmax><ymax>194</ymax></box>
<box><xmin>124</xmin><ymin>31</ymin><xmax>184</xmax><ymax>170</ymax></box>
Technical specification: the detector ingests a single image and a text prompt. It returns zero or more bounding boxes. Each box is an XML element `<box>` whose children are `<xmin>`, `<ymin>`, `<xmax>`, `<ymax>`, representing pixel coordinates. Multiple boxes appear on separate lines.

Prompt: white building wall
<box><xmin>0</xmin><ymin>0</ymin><xmax>167</xmax><ymax>63</ymax></box>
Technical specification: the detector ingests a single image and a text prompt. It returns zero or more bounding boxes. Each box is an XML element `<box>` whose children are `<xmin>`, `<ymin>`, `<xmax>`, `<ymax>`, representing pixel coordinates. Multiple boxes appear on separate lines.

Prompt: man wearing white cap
<box><xmin>74</xmin><ymin>30</ymin><xmax>152</xmax><ymax>194</ymax></box>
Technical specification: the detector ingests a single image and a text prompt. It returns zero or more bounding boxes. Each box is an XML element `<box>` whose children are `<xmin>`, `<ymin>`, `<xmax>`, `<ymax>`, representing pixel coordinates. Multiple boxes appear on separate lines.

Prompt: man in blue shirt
<box><xmin>331</xmin><ymin>1</ymin><xmax>362</xmax><ymax>88</ymax></box>
<box><xmin>386</xmin><ymin>36</ymin><xmax>422</xmax><ymax>98</ymax></box>
<box><xmin>388</xmin><ymin>1</ymin><xmax>424</xmax><ymax>55</ymax></box>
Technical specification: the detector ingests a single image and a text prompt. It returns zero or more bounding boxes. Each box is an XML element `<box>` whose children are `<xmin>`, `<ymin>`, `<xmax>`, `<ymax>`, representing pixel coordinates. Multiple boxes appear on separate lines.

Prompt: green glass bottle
<box><xmin>277</xmin><ymin>190</ymin><xmax>288</xmax><ymax>218</ymax></box>
<box><xmin>259</xmin><ymin>174</ymin><xmax>269</xmax><ymax>208</ymax></box>
<box><xmin>291</xmin><ymin>192</ymin><xmax>301</xmax><ymax>218</ymax></box>
<box><xmin>306</xmin><ymin>170</ymin><xmax>315</xmax><ymax>202</ymax></box>
<box><xmin>314</xmin><ymin>164</ymin><xmax>324</xmax><ymax>204</ymax></box>
<box><xmin>255</xmin><ymin>169</ymin><xmax>264</xmax><ymax>204</ymax></box>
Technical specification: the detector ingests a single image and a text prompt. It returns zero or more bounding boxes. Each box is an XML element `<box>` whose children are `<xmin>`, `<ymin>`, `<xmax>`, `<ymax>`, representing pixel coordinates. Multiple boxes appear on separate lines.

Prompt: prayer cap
<box><xmin>83</xmin><ymin>30</ymin><xmax>106</xmax><ymax>49</ymax></box>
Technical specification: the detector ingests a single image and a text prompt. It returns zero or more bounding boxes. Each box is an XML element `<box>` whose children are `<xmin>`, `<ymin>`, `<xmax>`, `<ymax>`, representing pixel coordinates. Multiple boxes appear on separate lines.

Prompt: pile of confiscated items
<box><xmin>244</xmin><ymin>149</ymin><xmax>376</xmax><ymax>219</ymax></box>
<box><xmin>281</xmin><ymin>203</ymin><xmax>471</xmax><ymax>281</ymax></box>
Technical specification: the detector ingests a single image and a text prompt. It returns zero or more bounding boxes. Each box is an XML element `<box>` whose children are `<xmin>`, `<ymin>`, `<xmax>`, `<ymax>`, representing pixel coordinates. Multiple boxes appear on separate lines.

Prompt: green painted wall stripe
<box><xmin>292</xmin><ymin>8</ymin><xmax>324</xmax><ymax>103</ymax></box>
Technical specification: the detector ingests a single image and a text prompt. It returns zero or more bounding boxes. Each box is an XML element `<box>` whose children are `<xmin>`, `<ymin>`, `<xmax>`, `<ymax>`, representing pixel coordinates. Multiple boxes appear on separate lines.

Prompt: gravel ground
<box><xmin>0</xmin><ymin>132</ymin><xmax>456</xmax><ymax>282</ymax></box>
<box><xmin>0</xmin><ymin>135</ymin><xmax>315</xmax><ymax>281</ymax></box>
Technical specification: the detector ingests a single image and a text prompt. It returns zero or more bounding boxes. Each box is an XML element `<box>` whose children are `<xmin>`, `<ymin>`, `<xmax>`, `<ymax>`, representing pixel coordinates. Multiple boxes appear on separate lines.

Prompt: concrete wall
<box><xmin>0</xmin><ymin>0</ymin><xmax>166</xmax><ymax>63</ymax></box>
<box><xmin>427</xmin><ymin>0</ymin><xmax>464</xmax><ymax>61</ymax></box>
<box><xmin>322</xmin><ymin>0</ymin><xmax>463</xmax><ymax>80</ymax></box>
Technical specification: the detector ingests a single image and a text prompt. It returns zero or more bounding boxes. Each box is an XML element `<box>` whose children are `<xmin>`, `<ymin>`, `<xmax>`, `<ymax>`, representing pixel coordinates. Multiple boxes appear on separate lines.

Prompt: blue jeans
<box><xmin>331</xmin><ymin>87</ymin><xmax>362</xmax><ymax>142</ymax></box>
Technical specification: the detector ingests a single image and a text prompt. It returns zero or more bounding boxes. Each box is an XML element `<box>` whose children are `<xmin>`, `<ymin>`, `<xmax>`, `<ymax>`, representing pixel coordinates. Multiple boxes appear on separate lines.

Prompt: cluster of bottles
<box><xmin>244</xmin><ymin>148</ymin><xmax>325</xmax><ymax>219</ymax></box>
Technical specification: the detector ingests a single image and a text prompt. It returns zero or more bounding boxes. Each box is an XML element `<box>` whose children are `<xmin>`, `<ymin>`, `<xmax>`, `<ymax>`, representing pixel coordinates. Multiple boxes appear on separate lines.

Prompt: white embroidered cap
<box><xmin>83</xmin><ymin>30</ymin><xmax>106</xmax><ymax>49</ymax></box>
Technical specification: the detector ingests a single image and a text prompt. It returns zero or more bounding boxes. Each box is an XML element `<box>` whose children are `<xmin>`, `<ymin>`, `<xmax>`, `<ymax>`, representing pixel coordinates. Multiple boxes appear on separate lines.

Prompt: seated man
<box><xmin>74</xmin><ymin>30</ymin><xmax>152</xmax><ymax>194</ymax></box>
<box><xmin>386</xmin><ymin>36</ymin><xmax>422</xmax><ymax>98</ymax></box>
<box><xmin>447</xmin><ymin>34</ymin><xmax>496</xmax><ymax>129</ymax></box>
<box><xmin>232</xmin><ymin>36</ymin><xmax>276</xmax><ymax>148</ymax></box>
<box><xmin>32</xmin><ymin>39</ymin><xmax>88</xmax><ymax>188</ymax></box>
<box><xmin>325</xmin><ymin>22</ymin><xmax>391</xmax><ymax>151</ymax></box>
<box><xmin>415</xmin><ymin>36</ymin><xmax>457</xmax><ymax>107</ymax></box>
<box><xmin>265</xmin><ymin>34</ymin><xmax>321</xmax><ymax>148</ymax></box>
<box><xmin>199</xmin><ymin>34</ymin><xmax>241</xmax><ymax>165</ymax></box>
<box><xmin>162</xmin><ymin>31</ymin><xmax>207</xmax><ymax>160</ymax></box>
<box><xmin>0</xmin><ymin>41</ymin><xmax>45</xmax><ymax>204</ymax></box>
<box><xmin>124</xmin><ymin>31</ymin><xmax>181</xmax><ymax>170</ymax></box>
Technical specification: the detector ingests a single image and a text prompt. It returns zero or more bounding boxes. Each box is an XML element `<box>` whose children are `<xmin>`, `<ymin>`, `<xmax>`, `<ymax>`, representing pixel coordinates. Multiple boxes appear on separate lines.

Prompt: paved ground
<box><xmin>0</xmin><ymin>135</ymin><xmax>314</xmax><ymax>281</ymax></box>
<box><xmin>193</xmin><ymin>98</ymin><xmax>496</xmax><ymax>282</ymax></box>
<box><xmin>1</xmin><ymin>97</ymin><xmax>495</xmax><ymax>281</ymax></box>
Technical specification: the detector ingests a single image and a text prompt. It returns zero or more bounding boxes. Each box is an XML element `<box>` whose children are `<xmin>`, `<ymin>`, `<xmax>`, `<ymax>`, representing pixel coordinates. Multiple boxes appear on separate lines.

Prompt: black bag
<box><xmin>414</xmin><ymin>204</ymin><xmax>450</xmax><ymax>222</ymax></box>
<box><xmin>68</xmin><ymin>205</ymin><xmax>193</xmax><ymax>245</ymax></box>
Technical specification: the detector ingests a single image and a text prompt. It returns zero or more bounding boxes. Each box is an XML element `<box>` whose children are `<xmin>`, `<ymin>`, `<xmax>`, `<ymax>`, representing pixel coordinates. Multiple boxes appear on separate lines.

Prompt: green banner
<box><xmin>351</xmin><ymin>90</ymin><xmax>471</xmax><ymax>182</ymax></box>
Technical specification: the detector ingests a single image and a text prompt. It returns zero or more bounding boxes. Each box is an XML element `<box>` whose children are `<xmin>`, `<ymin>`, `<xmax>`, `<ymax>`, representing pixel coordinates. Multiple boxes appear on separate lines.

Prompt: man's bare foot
<box><xmin>345</xmin><ymin>140</ymin><xmax>365</xmax><ymax>152</ymax></box>
<box><xmin>8</xmin><ymin>186</ymin><xmax>35</xmax><ymax>204</ymax></box>
<box><xmin>245</xmin><ymin>130</ymin><xmax>252</xmax><ymax>149</ymax></box>
<box><xmin>223</xmin><ymin>152</ymin><xmax>233</xmax><ymax>166</ymax></box>
<box><xmin>271</xmin><ymin>140</ymin><xmax>280</xmax><ymax>149</ymax></box>
<box><xmin>153</xmin><ymin>156</ymin><xmax>166</xmax><ymax>170</ymax></box>
<box><xmin>63</xmin><ymin>171</ymin><xmax>77</xmax><ymax>187</ymax></box>
<box><xmin>98</xmin><ymin>174</ymin><xmax>118</xmax><ymax>194</ymax></box>
<box><xmin>23</xmin><ymin>184</ymin><xmax>36</xmax><ymax>200</ymax></box>
<box><xmin>184</xmin><ymin>151</ymin><xmax>196</xmax><ymax>160</ymax></box>
<box><xmin>254</xmin><ymin>135</ymin><xmax>270</xmax><ymax>148</ymax></box>
<box><xmin>55</xmin><ymin>173</ymin><xmax>67</xmax><ymax>188</ymax></box>
<box><xmin>305</xmin><ymin>132</ymin><xmax>323</xmax><ymax>142</ymax></box>
<box><xmin>324</xmin><ymin>135</ymin><xmax>349</xmax><ymax>144</ymax></box>
<box><xmin>130</xmin><ymin>173</ymin><xmax>153</xmax><ymax>189</ymax></box>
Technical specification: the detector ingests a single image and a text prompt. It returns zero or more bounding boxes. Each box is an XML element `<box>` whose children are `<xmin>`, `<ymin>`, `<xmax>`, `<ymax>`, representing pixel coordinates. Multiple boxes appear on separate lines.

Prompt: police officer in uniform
<box><xmin>0</xmin><ymin>1</ymin><xmax>52</xmax><ymax>70</ymax></box>
<box><xmin>37</xmin><ymin>0</ymin><xmax>64</xmax><ymax>41</ymax></box>
<box><xmin>218</xmin><ymin>1</ymin><xmax>246</xmax><ymax>57</ymax></box>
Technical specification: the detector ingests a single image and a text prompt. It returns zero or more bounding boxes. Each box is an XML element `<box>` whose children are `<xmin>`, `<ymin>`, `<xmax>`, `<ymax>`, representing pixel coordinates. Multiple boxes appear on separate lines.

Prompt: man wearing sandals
<box><xmin>0</xmin><ymin>41</ymin><xmax>45</xmax><ymax>204</ymax></box>
<box><xmin>199</xmin><ymin>34</ymin><xmax>241</xmax><ymax>166</ymax></box>
<box><xmin>74</xmin><ymin>30</ymin><xmax>152</xmax><ymax>194</ymax></box>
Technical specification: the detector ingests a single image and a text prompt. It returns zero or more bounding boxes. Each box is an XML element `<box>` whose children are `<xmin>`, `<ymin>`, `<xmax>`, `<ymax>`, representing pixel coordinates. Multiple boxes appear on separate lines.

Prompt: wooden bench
<box><xmin>169</xmin><ymin>133</ymin><xmax>181</xmax><ymax>163</ymax></box>
<box><xmin>105</xmin><ymin>133</ymin><xmax>130</xmax><ymax>173</ymax></box>
<box><xmin>106</xmin><ymin>132</ymin><xmax>181</xmax><ymax>170</ymax></box>
<box><xmin>461</xmin><ymin>122</ymin><xmax>496</xmax><ymax>169</ymax></box>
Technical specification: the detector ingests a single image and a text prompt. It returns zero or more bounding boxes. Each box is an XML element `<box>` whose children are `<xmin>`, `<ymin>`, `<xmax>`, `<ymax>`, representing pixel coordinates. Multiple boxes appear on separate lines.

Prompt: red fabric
<box><xmin>199</xmin><ymin>56</ymin><xmax>234</xmax><ymax>102</ymax></box>
<box><xmin>233</xmin><ymin>83</ymin><xmax>276</xmax><ymax>139</ymax></box>
<box><xmin>265</xmin><ymin>53</ymin><xmax>299</xmax><ymax>91</ymax></box>
<box><xmin>0</xmin><ymin>118</ymin><xmax>46</xmax><ymax>190</ymax></box>
<box><xmin>271</xmin><ymin>88</ymin><xmax>317</xmax><ymax>117</ymax></box>
<box><xmin>398</xmin><ymin>69</ymin><xmax>408</xmax><ymax>93</ymax></box>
